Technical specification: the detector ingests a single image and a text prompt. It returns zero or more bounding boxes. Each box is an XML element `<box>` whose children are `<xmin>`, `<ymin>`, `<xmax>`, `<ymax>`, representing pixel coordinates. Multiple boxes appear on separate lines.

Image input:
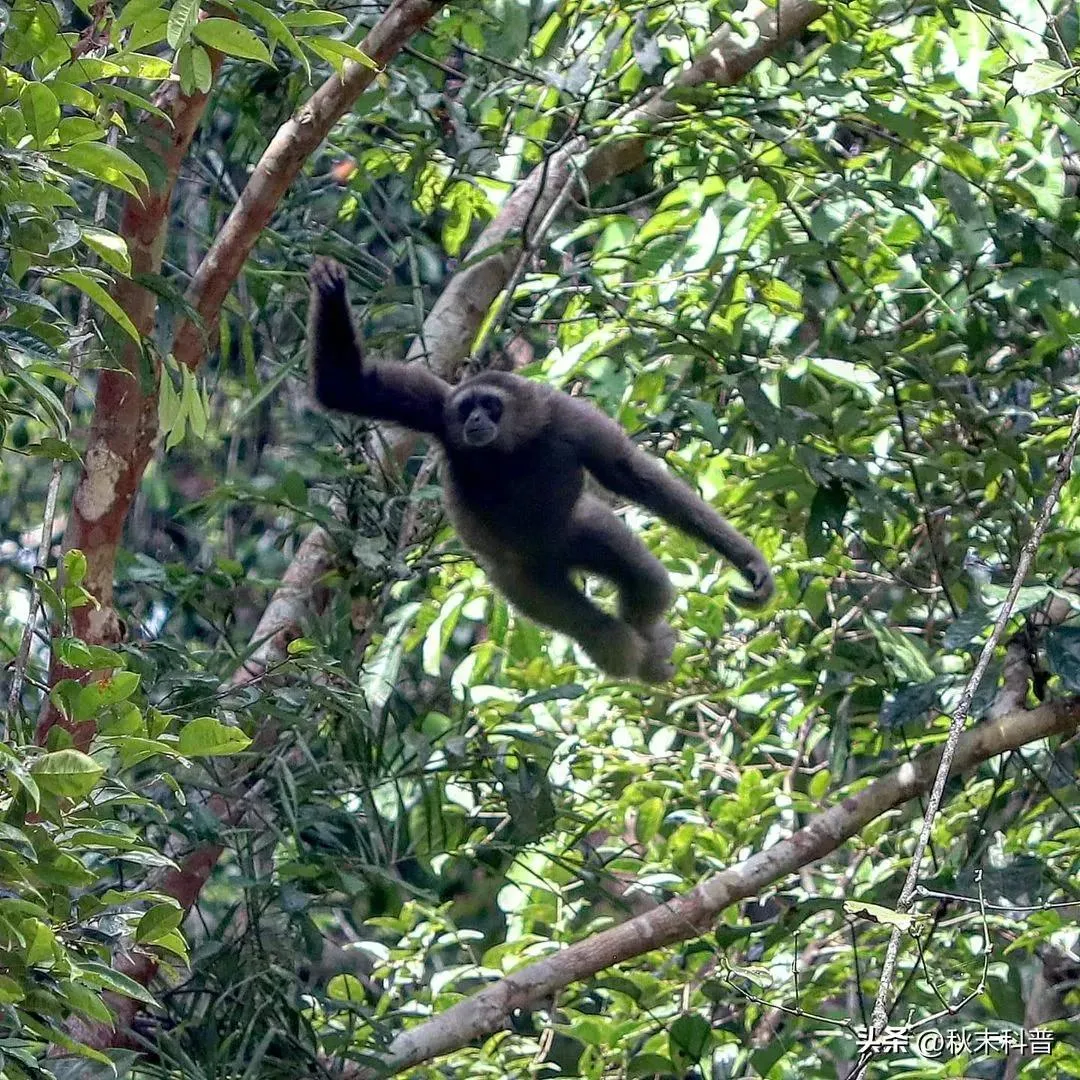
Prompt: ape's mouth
<box><xmin>464</xmin><ymin>423</ymin><xmax>497</xmax><ymax>447</ymax></box>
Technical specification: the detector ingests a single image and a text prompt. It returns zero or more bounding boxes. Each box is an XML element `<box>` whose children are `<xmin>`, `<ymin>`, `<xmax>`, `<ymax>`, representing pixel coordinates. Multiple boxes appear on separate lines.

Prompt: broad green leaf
<box><xmin>177</xmin><ymin>42</ymin><xmax>213</xmax><ymax>94</ymax></box>
<box><xmin>1013</xmin><ymin>60</ymin><xmax>1073</xmax><ymax>97</ymax></box>
<box><xmin>327</xmin><ymin>973</ymin><xmax>365</xmax><ymax>1000</ymax></box>
<box><xmin>112</xmin><ymin>52</ymin><xmax>172</xmax><ymax>78</ymax></box>
<box><xmin>77</xmin><ymin>961</ymin><xmax>159</xmax><ymax>1005</ymax></box>
<box><xmin>634</xmin><ymin>797</ymin><xmax>664</xmax><ymax>844</ymax></box>
<box><xmin>27</xmin><ymin>437</ymin><xmax>80</xmax><ymax>462</ymax></box>
<box><xmin>59</xmin><ymin>980</ymin><xmax>113</xmax><ymax>1023</ymax></box>
<box><xmin>64</xmin><ymin>549</ymin><xmax>88</xmax><ymax>585</ymax></box>
<box><xmin>0</xmin><ymin>975</ymin><xmax>26</xmax><ymax>1003</ymax></box>
<box><xmin>177</xmin><ymin>716</ymin><xmax>252</xmax><ymax>757</ymax></box>
<box><xmin>22</xmin><ymin>918</ymin><xmax>57</xmax><ymax>965</ymax></box>
<box><xmin>670</xmin><ymin>1014</ymin><xmax>711</xmax><ymax>1069</ymax></box>
<box><xmin>193</xmin><ymin>18</ymin><xmax>272</xmax><ymax>62</ymax></box>
<box><xmin>166</xmin><ymin>0</ymin><xmax>199</xmax><ymax>47</ymax></box>
<box><xmin>52</xmin><ymin>141</ymin><xmax>149</xmax><ymax>196</ymax></box>
<box><xmin>304</xmin><ymin>37</ymin><xmax>380</xmax><ymax>73</ymax></box>
<box><xmin>844</xmin><ymin>900</ymin><xmax>924</xmax><ymax>930</ymax></box>
<box><xmin>116</xmin><ymin>0</ymin><xmax>163</xmax><ymax>30</ymax></box>
<box><xmin>20</xmin><ymin>82</ymin><xmax>59</xmax><ymax>144</ymax></box>
<box><xmin>30</xmin><ymin>749</ymin><xmax>105</xmax><ymax>799</ymax></box>
<box><xmin>282</xmin><ymin>9</ymin><xmax>347</xmax><ymax>27</ymax></box>
<box><xmin>180</xmin><ymin>366</ymin><xmax>208</xmax><ymax>439</ymax></box>
<box><xmin>81</xmin><ymin>226</ymin><xmax>132</xmax><ymax>274</ymax></box>
<box><xmin>73</xmin><ymin>671</ymin><xmax>140</xmax><ymax>720</ymax></box>
<box><xmin>135</xmin><ymin>903</ymin><xmax>183</xmax><ymax>944</ymax></box>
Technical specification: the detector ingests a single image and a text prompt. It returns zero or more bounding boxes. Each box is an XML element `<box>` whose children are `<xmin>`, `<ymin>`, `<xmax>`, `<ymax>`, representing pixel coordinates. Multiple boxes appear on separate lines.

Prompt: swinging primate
<box><xmin>308</xmin><ymin>257</ymin><xmax>772</xmax><ymax>681</ymax></box>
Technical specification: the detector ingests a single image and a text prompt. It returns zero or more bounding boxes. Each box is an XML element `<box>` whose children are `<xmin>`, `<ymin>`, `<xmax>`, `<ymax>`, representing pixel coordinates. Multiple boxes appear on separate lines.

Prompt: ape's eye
<box><xmin>481</xmin><ymin>395</ymin><xmax>503</xmax><ymax>420</ymax></box>
<box><xmin>458</xmin><ymin>400</ymin><xmax>474</xmax><ymax>421</ymax></box>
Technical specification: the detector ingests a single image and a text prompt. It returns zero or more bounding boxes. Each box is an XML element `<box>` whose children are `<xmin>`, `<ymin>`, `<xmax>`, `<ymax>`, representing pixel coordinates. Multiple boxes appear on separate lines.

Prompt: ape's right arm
<box><xmin>308</xmin><ymin>257</ymin><xmax>449</xmax><ymax>438</ymax></box>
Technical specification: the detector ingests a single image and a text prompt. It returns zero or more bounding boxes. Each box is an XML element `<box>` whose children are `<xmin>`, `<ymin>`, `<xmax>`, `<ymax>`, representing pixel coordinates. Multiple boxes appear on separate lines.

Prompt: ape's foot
<box><xmin>638</xmin><ymin>621</ymin><xmax>676</xmax><ymax>682</ymax></box>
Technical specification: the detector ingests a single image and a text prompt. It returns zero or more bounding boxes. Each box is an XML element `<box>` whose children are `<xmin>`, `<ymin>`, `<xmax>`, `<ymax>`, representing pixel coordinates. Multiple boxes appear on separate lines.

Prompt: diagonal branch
<box><xmin>331</xmin><ymin>697</ymin><xmax>1080</xmax><ymax>1077</ymax></box>
<box><xmin>172</xmin><ymin>0</ymin><xmax>446</xmax><ymax>368</ymax></box>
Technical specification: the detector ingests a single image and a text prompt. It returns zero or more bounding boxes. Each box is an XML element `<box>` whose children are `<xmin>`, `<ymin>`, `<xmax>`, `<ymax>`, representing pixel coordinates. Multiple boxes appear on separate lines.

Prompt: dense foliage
<box><xmin>1</xmin><ymin>0</ymin><xmax>1079</xmax><ymax>1076</ymax></box>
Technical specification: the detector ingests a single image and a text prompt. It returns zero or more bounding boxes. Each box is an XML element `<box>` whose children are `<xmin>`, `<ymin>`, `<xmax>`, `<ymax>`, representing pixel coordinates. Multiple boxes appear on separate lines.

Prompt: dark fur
<box><xmin>308</xmin><ymin>257</ymin><xmax>773</xmax><ymax>681</ymax></box>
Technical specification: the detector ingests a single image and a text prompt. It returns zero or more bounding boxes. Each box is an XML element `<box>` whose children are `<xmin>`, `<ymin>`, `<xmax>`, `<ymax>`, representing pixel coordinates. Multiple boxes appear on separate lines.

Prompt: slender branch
<box><xmin>856</xmin><ymin>403</ymin><xmax>1080</xmax><ymax>1073</ymax></box>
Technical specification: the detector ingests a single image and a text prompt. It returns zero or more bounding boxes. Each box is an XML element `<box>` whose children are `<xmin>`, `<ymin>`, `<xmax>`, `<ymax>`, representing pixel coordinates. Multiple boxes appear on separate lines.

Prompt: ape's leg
<box><xmin>488</xmin><ymin>565</ymin><xmax>646</xmax><ymax>678</ymax></box>
<box><xmin>568</xmin><ymin>498</ymin><xmax>677</xmax><ymax>682</ymax></box>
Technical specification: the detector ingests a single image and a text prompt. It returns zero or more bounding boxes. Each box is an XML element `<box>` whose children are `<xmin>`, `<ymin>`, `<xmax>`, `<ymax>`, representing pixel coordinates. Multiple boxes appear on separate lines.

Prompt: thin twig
<box><xmin>856</xmin><ymin>402</ymin><xmax>1080</xmax><ymax>1075</ymax></box>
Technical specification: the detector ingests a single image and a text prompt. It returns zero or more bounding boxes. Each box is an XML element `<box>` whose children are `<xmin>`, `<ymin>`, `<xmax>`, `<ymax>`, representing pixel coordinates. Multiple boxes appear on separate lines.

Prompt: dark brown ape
<box><xmin>308</xmin><ymin>258</ymin><xmax>772</xmax><ymax>681</ymax></box>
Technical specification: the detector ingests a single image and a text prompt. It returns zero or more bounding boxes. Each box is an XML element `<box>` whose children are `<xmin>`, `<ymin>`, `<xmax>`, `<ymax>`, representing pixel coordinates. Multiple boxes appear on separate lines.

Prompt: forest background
<box><xmin>1</xmin><ymin>0</ymin><xmax>1080</xmax><ymax>1076</ymax></box>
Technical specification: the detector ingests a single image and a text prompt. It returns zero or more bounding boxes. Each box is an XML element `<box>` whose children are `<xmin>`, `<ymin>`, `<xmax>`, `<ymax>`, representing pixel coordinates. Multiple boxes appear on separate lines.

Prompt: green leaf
<box><xmin>442</xmin><ymin>186</ymin><xmax>472</xmax><ymax>257</ymax></box>
<box><xmin>304</xmin><ymin>37</ymin><xmax>379</xmax><ymax>73</ymax></box>
<box><xmin>844</xmin><ymin>900</ymin><xmax>922</xmax><ymax>929</ymax></box>
<box><xmin>30</xmin><ymin>749</ymin><xmax>105</xmax><ymax>799</ymax></box>
<box><xmin>327</xmin><ymin>973</ymin><xmax>366</xmax><ymax>1000</ymax></box>
<box><xmin>181</xmin><ymin>366</ymin><xmax>208</xmax><ymax>439</ymax></box>
<box><xmin>166</xmin><ymin>0</ymin><xmax>200</xmax><ymax>47</ymax></box>
<box><xmin>177</xmin><ymin>42</ymin><xmax>213</xmax><ymax>94</ymax></box>
<box><xmin>52</xmin><ymin>142</ymin><xmax>149</xmax><ymax>196</ymax></box>
<box><xmin>634</xmin><ymin>797</ymin><xmax>664</xmax><ymax>844</ymax></box>
<box><xmin>52</xmin><ymin>270</ymin><xmax>140</xmax><ymax>342</ymax></box>
<box><xmin>159</xmin><ymin>368</ymin><xmax>184</xmax><ymax>447</ymax></box>
<box><xmin>1013</xmin><ymin>60</ymin><xmax>1073</xmax><ymax>97</ymax></box>
<box><xmin>22</xmin><ymin>918</ymin><xmax>57</xmax><ymax>965</ymax></box>
<box><xmin>135</xmin><ymin>903</ymin><xmax>183</xmax><ymax>944</ymax></box>
<box><xmin>193</xmin><ymin>18</ymin><xmax>272</xmax><ymax>62</ymax></box>
<box><xmin>73</xmin><ymin>671</ymin><xmax>140</xmax><ymax>720</ymax></box>
<box><xmin>669</xmin><ymin>1013</ymin><xmax>711</xmax><ymax>1069</ymax></box>
<box><xmin>148</xmin><ymin>929</ymin><xmax>188</xmax><ymax>960</ymax></box>
<box><xmin>177</xmin><ymin>716</ymin><xmax>252</xmax><ymax>757</ymax></box>
<box><xmin>116</xmin><ymin>0</ymin><xmax>163</xmax><ymax>30</ymax></box>
<box><xmin>64</xmin><ymin>549</ymin><xmax>88</xmax><ymax>586</ymax></box>
<box><xmin>77</xmin><ymin>961</ymin><xmax>160</xmax><ymax>1006</ymax></box>
<box><xmin>282</xmin><ymin>9</ymin><xmax>347</xmax><ymax>27</ymax></box>
<box><xmin>81</xmin><ymin>226</ymin><xmax>132</xmax><ymax>274</ymax></box>
<box><xmin>20</xmin><ymin>82</ymin><xmax>60</xmax><ymax>144</ymax></box>
<box><xmin>27</xmin><ymin>437</ymin><xmax>80</xmax><ymax>462</ymax></box>
<box><xmin>59</xmin><ymin>979</ymin><xmax>113</xmax><ymax>1023</ymax></box>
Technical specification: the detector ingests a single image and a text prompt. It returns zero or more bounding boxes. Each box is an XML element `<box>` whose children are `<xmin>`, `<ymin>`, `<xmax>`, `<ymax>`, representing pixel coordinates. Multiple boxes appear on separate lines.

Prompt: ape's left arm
<box><xmin>561</xmin><ymin>397</ymin><xmax>773</xmax><ymax>606</ymax></box>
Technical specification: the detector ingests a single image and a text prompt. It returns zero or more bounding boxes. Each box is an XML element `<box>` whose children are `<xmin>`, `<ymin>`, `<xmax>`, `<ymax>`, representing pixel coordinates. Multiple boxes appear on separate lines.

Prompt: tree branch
<box><xmin>327</xmin><ymin>697</ymin><xmax>1080</xmax><ymax>1077</ymax></box>
<box><xmin>857</xmin><ymin>403</ymin><xmax>1080</xmax><ymax>1069</ymax></box>
<box><xmin>40</xmin><ymin>44</ymin><xmax>226</xmax><ymax>748</ymax></box>
<box><xmin>172</xmin><ymin>0</ymin><xmax>446</xmax><ymax>369</ymax></box>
